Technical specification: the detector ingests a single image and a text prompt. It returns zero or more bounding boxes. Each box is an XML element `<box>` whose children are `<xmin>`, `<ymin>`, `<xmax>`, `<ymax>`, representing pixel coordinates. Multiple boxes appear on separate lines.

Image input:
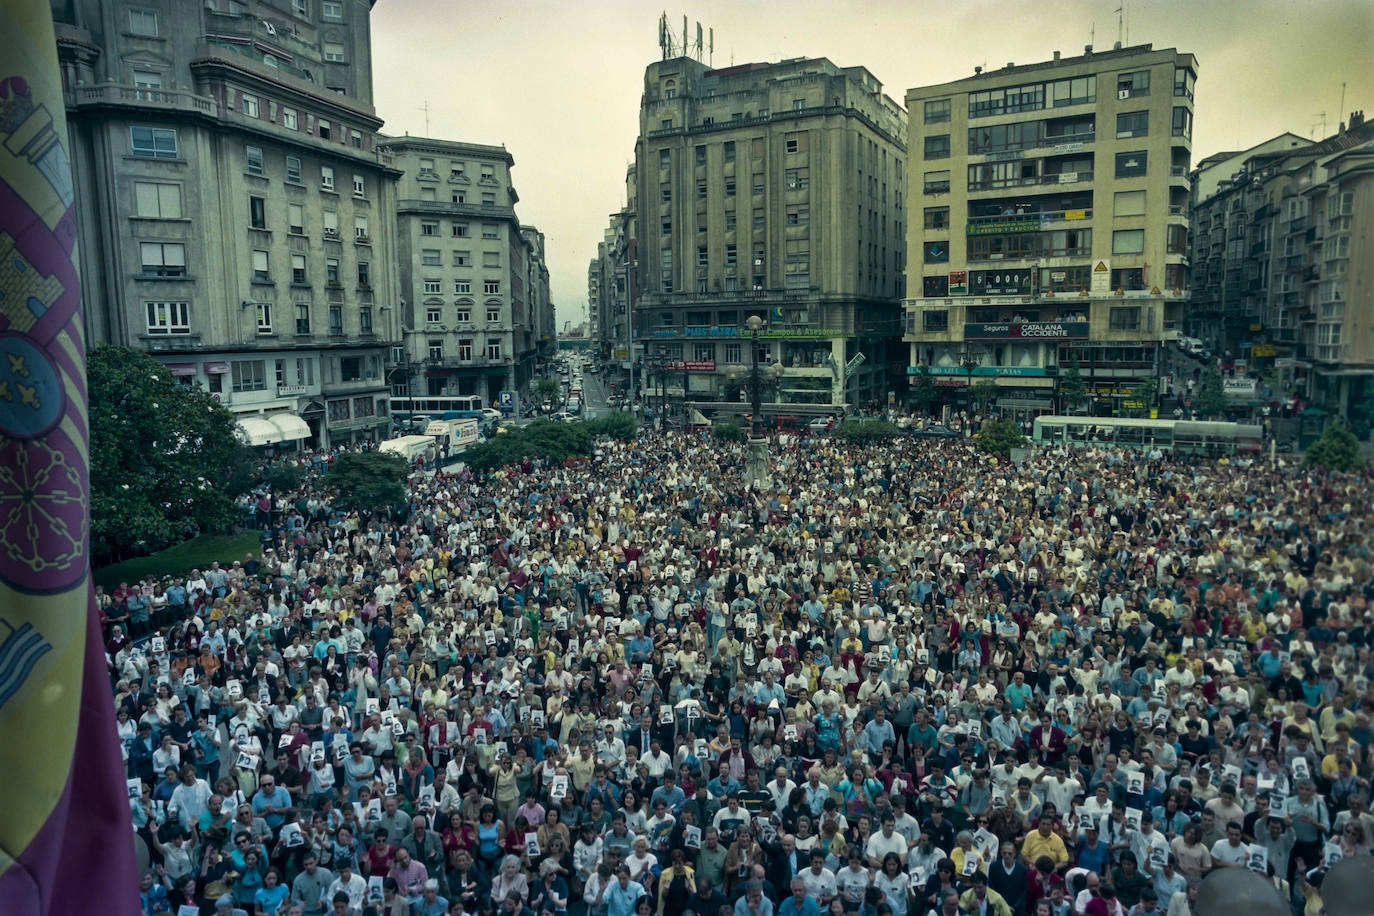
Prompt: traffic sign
<box><xmin>498</xmin><ymin>390</ymin><xmax>515</xmax><ymax>412</ymax></box>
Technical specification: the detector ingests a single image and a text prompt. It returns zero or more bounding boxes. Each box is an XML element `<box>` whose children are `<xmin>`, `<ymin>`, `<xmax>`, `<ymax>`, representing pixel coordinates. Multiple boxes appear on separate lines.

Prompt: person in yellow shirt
<box><xmin>1019</xmin><ymin>815</ymin><xmax>1069</xmax><ymax>870</ymax></box>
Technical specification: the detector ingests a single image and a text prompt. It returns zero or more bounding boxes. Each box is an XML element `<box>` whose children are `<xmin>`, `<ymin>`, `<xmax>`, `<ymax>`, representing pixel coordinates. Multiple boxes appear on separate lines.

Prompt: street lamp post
<box><xmin>960</xmin><ymin>342</ymin><xmax>981</xmax><ymax>434</ymax></box>
<box><xmin>735</xmin><ymin>315</ymin><xmax>781</xmax><ymax>485</ymax></box>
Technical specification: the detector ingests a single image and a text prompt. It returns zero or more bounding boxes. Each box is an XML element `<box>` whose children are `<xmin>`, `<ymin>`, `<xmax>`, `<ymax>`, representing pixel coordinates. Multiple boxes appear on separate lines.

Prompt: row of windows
<box><xmin>924</xmin><ymin>108</ymin><xmax>1179</xmax><ymax>161</ymax></box>
<box><xmin>414</xmin><ymin>157</ymin><xmax>498</xmax><ymax>182</ymax></box>
<box><xmin>418</xmin><ymin>221</ymin><xmax>502</xmax><ymax>239</ymax></box>
<box><xmin>245</xmin><ymin>249</ymin><xmax>371</xmax><ymax>287</ymax></box>
<box><xmin>921</xmin><ymin>67</ymin><xmax>1195</xmax><ymax>123</ymax></box>
<box><xmin>132</xmin><ymin>128</ymin><xmax>371</xmax><ymax>202</ymax></box>
<box><xmin>422</xmin><ymin>277</ymin><xmax>501</xmax><ymax>294</ymax></box>
<box><xmin>417</xmin><ymin>186</ymin><xmax>502</xmax><ymax>206</ymax></box>
<box><xmin>424</xmin><ymin>304</ymin><xmax>503</xmax><ymax>323</ymax></box>
<box><xmin>426</xmin><ymin>340</ymin><xmax>504</xmax><ymax>361</ymax></box>
<box><xmin>924</xmin><ymin>150</ymin><xmax>1152</xmax><ymax>194</ymax></box>
<box><xmin>148</xmin><ymin>301</ymin><xmax>375</xmax><ymax>342</ymax></box>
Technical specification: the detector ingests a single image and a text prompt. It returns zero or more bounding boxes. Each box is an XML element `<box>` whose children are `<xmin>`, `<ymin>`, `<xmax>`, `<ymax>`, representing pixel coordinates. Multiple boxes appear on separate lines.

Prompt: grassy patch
<box><xmin>93</xmin><ymin>531</ymin><xmax>263</xmax><ymax>591</ymax></box>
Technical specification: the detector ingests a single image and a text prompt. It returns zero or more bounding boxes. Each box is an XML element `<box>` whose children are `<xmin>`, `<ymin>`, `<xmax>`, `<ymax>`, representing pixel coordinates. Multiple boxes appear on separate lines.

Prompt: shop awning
<box><xmin>236</xmin><ymin>413</ymin><xmax>310</xmax><ymax>446</ymax></box>
<box><xmin>162</xmin><ymin>362</ymin><xmax>198</xmax><ymax>377</ymax></box>
<box><xmin>204</xmin><ymin>361</ymin><xmax>230</xmax><ymax>374</ymax></box>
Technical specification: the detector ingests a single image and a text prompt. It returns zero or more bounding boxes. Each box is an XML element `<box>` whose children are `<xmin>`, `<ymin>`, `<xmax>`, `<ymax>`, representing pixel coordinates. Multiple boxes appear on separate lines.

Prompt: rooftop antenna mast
<box><xmin>1313</xmin><ymin>112</ymin><xmax>1327</xmax><ymax>138</ymax></box>
<box><xmin>418</xmin><ymin>99</ymin><xmax>430</xmax><ymax>135</ymax></box>
<box><xmin>1339</xmin><ymin>81</ymin><xmax>1347</xmax><ymax>127</ymax></box>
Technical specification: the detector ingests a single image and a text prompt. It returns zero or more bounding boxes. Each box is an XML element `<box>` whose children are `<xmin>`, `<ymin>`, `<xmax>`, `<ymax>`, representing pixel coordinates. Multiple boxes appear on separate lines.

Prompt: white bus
<box><xmin>1031</xmin><ymin>416</ymin><xmax>1262</xmax><ymax>455</ymax></box>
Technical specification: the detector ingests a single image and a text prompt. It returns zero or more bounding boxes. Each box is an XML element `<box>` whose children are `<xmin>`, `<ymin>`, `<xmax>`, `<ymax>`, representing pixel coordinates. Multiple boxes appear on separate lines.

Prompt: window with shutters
<box><xmin>141</xmin><ymin>242</ymin><xmax>187</xmax><ymax>278</ymax></box>
<box><xmin>134</xmin><ymin>182</ymin><xmax>182</xmax><ymax>218</ymax></box>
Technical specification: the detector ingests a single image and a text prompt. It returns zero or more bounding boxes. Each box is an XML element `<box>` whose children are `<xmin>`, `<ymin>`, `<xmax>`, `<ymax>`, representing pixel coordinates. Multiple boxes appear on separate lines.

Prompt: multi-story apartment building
<box><xmin>1190</xmin><ymin>114</ymin><xmax>1373</xmax><ymax>418</ymax></box>
<box><xmin>590</xmin><ymin>200</ymin><xmax>636</xmax><ymax>367</ymax></box>
<box><xmin>634</xmin><ymin>55</ymin><xmax>906</xmax><ymax>409</ymax></box>
<box><xmin>384</xmin><ymin>136</ymin><xmax>547</xmax><ymax>407</ymax></box>
<box><xmin>54</xmin><ymin>0</ymin><xmax>401</xmax><ymax>448</ymax></box>
<box><xmin>1186</xmin><ymin>133</ymin><xmax>1311</xmax><ymax>346</ymax></box>
<box><xmin>521</xmin><ymin>226</ymin><xmax>555</xmax><ymax>362</ymax></box>
<box><xmin>904</xmin><ymin>43</ymin><xmax>1196</xmax><ymax>421</ymax></box>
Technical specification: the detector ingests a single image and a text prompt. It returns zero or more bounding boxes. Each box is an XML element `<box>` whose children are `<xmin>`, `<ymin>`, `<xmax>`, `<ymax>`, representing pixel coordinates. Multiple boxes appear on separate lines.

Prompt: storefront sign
<box><xmin>680</xmin><ymin>326</ymin><xmax>840</xmax><ymax>340</ymax></box>
<box><xmin>1250</xmin><ymin>344</ymin><xmax>1277</xmax><ymax>357</ymax></box>
<box><xmin>933</xmin><ymin>377</ymin><xmax>968</xmax><ymax>387</ymax></box>
<box><xmin>667</xmin><ymin>360</ymin><xmax>716</xmax><ymax>372</ymax></box>
<box><xmin>967</xmin><ymin>218</ymin><xmax>1041</xmax><ymax>236</ymax></box>
<box><xmin>964</xmin><ymin>321</ymin><xmax>1088</xmax><ymax>340</ymax></box>
<box><xmin>911</xmin><ymin>366</ymin><xmax>1050</xmax><ymax>377</ymax></box>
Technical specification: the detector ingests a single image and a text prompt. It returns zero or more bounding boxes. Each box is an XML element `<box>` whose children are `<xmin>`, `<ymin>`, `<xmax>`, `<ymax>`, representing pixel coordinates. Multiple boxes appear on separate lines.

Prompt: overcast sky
<box><xmin>371</xmin><ymin>0</ymin><xmax>1373</xmax><ymax>330</ymax></box>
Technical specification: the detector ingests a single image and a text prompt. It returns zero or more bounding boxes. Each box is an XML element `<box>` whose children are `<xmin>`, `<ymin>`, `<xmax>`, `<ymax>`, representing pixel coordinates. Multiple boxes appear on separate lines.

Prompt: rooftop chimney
<box><xmin>1053</xmin><ymin>50</ymin><xmax>1061</xmax><ymax>61</ymax></box>
<box><xmin>1085</xmin><ymin>44</ymin><xmax>1093</xmax><ymax>54</ymax></box>
<box><xmin>974</xmin><ymin>65</ymin><xmax>982</xmax><ymax>75</ymax></box>
<box><xmin>1350</xmin><ymin>110</ymin><xmax>1365</xmax><ymax>129</ymax></box>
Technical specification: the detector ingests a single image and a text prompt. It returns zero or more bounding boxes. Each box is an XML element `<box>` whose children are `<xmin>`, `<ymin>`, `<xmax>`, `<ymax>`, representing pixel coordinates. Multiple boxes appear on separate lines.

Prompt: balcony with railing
<box><xmin>965</xmin><ymin>208</ymin><xmax>1092</xmax><ymax>229</ymax></box>
<box><xmin>69</xmin><ymin>83</ymin><xmax>218</xmax><ymax>117</ymax></box>
<box><xmin>397</xmin><ymin>199</ymin><xmax>516</xmax><ymax>220</ymax></box>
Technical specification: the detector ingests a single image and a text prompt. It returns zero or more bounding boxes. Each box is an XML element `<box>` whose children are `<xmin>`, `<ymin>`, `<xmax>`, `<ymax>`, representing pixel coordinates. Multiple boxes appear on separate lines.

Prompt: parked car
<box><xmin>808</xmin><ymin>417</ymin><xmax>835</xmax><ymax>434</ymax></box>
<box><xmin>909</xmin><ymin>424</ymin><xmax>961</xmax><ymax>439</ymax></box>
<box><xmin>481</xmin><ymin>407</ymin><xmax>502</xmax><ymax>421</ymax></box>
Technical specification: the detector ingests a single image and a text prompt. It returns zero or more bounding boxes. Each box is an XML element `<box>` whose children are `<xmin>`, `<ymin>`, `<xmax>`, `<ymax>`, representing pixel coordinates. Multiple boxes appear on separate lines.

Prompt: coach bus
<box><xmin>389</xmin><ymin>395</ymin><xmax>484</xmax><ymax>427</ymax></box>
<box><xmin>1031</xmin><ymin>416</ymin><xmax>1262</xmax><ymax>455</ymax></box>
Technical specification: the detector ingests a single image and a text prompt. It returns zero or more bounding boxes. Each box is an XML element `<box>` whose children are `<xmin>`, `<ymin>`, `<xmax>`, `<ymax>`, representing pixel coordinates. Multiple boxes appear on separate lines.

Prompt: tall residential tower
<box><xmin>54</xmin><ymin>0</ymin><xmax>400</xmax><ymax>447</ymax></box>
<box><xmin>904</xmin><ymin>43</ymin><xmax>1197</xmax><ymax>421</ymax></box>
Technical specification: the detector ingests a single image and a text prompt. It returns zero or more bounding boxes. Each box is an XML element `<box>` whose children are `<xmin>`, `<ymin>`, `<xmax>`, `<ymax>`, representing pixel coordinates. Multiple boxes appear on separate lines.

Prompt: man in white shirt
<box><xmin>800</xmin><ymin>850</ymin><xmax>837</xmax><ymax>905</ymax></box>
<box><xmin>1208</xmin><ymin>821</ymin><xmax>1250</xmax><ymax>867</ymax></box>
<box><xmin>865</xmin><ymin>814</ymin><xmax>908</xmax><ymax>867</ymax></box>
<box><xmin>326</xmin><ymin>862</ymin><xmax>367</xmax><ymax>912</ymax></box>
<box><xmin>768</xmin><ymin>768</ymin><xmax>798</xmax><ymax>810</ymax></box>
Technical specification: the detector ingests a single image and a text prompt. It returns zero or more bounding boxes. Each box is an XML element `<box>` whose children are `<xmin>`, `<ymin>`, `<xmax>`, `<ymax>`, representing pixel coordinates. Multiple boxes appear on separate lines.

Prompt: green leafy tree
<box><xmin>326</xmin><ymin>451</ymin><xmax>408</xmax><ymax>513</ymax></box>
<box><xmin>90</xmin><ymin>346</ymin><xmax>242</xmax><ymax>563</ymax></box>
<box><xmin>712</xmin><ymin>420</ymin><xmax>745</xmax><ymax>443</ymax></box>
<box><xmin>976</xmin><ymin>417</ymin><xmax>1027</xmax><ymax>458</ymax></box>
<box><xmin>1129</xmin><ymin>377</ymin><xmax>1159</xmax><ymax>417</ymax></box>
<box><xmin>583</xmin><ymin>412</ymin><xmax>638</xmax><ymax>441</ymax></box>
<box><xmin>1059</xmin><ymin>360</ymin><xmax>1088</xmax><ymax>414</ymax></box>
<box><xmin>461</xmin><ymin>420</ymin><xmax>595</xmax><ymax>472</ymax></box>
<box><xmin>969</xmin><ymin>377</ymin><xmax>999</xmax><ymax>412</ymax></box>
<box><xmin>1303</xmin><ymin>423</ymin><xmax>1364</xmax><ymax>472</ymax></box>
<box><xmin>1192</xmin><ymin>367</ymin><xmax>1228</xmax><ymax>419</ymax></box>
<box><xmin>534</xmin><ymin>377</ymin><xmax>562</xmax><ymax>404</ymax></box>
<box><xmin>909</xmin><ymin>365</ymin><xmax>936</xmax><ymax>415</ymax></box>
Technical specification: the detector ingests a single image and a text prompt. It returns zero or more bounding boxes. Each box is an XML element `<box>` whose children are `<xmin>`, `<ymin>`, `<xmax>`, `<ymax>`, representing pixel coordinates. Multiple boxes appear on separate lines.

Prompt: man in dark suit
<box><xmin>986</xmin><ymin>841</ymin><xmax>1028</xmax><ymax>914</ymax></box>
<box><xmin>760</xmin><ymin>835</ymin><xmax>804</xmax><ymax>904</ymax></box>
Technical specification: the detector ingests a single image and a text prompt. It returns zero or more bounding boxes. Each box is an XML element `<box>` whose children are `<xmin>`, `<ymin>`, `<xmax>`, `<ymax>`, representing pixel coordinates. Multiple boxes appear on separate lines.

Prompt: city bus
<box><xmin>1031</xmin><ymin>416</ymin><xmax>1262</xmax><ymax>455</ymax></box>
<box><xmin>389</xmin><ymin>395</ymin><xmax>484</xmax><ymax>428</ymax></box>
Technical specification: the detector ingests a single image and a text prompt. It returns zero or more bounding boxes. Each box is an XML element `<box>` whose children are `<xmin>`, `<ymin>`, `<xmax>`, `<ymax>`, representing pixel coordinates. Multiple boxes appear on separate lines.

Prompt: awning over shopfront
<box><xmin>162</xmin><ymin>363</ymin><xmax>198</xmax><ymax>377</ymax></box>
<box><xmin>204</xmin><ymin>362</ymin><xmax>230</xmax><ymax>374</ymax></box>
<box><xmin>236</xmin><ymin>413</ymin><xmax>310</xmax><ymax>446</ymax></box>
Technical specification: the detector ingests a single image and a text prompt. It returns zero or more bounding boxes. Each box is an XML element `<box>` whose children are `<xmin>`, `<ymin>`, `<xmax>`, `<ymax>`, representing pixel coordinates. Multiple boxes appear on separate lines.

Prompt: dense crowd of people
<box><xmin>102</xmin><ymin>428</ymin><xmax>1374</xmax><ymax>916</ymax></box>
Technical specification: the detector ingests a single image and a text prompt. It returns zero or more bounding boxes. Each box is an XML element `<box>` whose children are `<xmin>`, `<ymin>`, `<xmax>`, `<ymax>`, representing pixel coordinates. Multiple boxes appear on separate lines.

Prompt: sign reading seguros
<box><xmin>964</xmin><ymin>322</ymin><xmax>1089</xmax><ymax>339</ymax></box>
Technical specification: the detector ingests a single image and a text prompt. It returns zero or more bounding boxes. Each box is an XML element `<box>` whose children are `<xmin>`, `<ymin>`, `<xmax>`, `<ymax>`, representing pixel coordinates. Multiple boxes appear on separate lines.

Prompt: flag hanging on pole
<box><xmin>0</xmin><ymin>3</ymin><xmax>139</xmax><ymax>913</ymax></box>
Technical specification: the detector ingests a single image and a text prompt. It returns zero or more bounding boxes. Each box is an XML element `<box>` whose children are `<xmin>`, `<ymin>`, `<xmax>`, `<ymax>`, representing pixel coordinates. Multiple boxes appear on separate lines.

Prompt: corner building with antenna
<box><xmin>904</xmin><ymin>43</ymin><xmax>1197</xmax><ymax>422</ymax></box>
<box><xmin>632</xmin><ymin>53</ymin><xmax>907</xmax><ymax>412</ymax></box>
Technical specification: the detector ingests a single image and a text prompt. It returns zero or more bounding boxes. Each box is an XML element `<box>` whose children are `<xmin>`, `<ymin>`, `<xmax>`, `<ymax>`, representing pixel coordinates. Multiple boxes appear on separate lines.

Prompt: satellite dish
<box><xmin>1194</xmin><ymin>868</ymin><xmax>1286</xmax><ymax>916</ymax></box>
